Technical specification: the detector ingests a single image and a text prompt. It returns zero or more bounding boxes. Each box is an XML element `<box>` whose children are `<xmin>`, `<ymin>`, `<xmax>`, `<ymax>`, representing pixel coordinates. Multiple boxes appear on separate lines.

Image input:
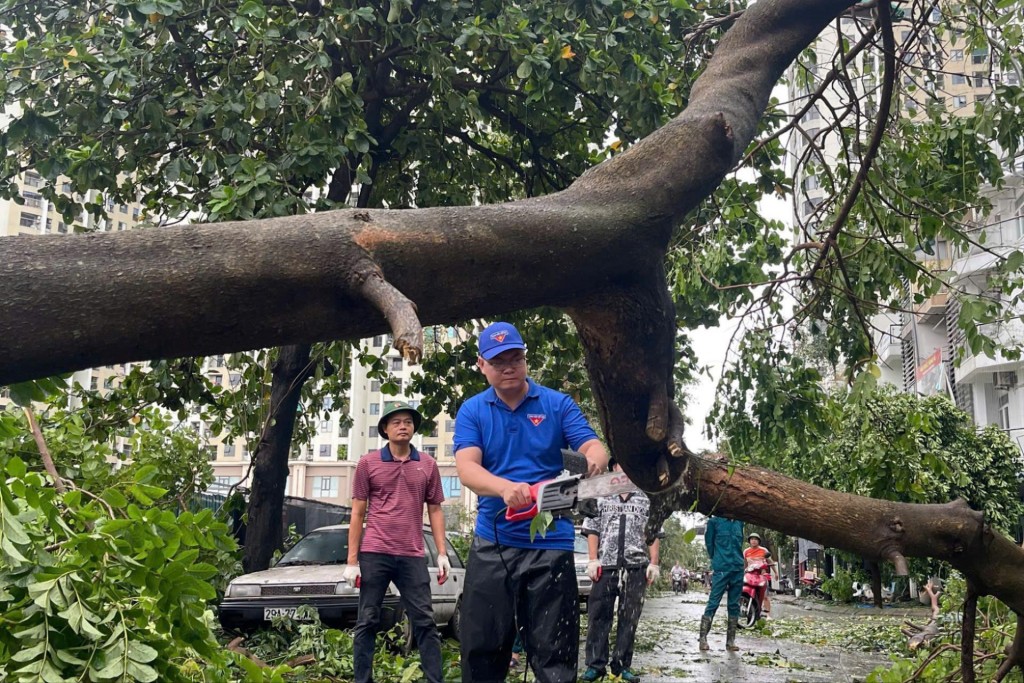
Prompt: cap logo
<box><xmin>528</xmin><ymin>414</ymin><xmax>546</xmax><ymax>426</ymax></box>
<box><xmin>491</xmin><ymin>331</ymin><xmax>508</xmax><ymax>342</ymax></box>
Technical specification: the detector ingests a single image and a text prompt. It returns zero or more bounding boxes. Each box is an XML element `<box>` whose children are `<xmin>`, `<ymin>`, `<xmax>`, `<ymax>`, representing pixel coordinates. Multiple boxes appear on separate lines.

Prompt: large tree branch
<box><xmin>0</xmin><ymin>0</ymin><xmax>858</xmax><ymax>385</ymax></box>
<box><xmin>648</xmin><ymin>457</ymin><xmax>1024</xmax><ymax>615</ymax></box>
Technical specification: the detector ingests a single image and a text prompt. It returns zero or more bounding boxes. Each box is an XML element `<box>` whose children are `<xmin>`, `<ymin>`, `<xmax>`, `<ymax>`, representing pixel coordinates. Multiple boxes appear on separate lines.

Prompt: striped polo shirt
<box><xmin>352</xmin><ymin>444</ymin><xmax>444</xmax><ymax>557</ymax></box>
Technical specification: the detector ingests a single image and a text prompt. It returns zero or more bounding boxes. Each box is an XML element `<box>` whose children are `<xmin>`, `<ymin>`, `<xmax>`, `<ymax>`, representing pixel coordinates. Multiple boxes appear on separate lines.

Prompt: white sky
<box><xmin>684</xmin><ymin>191</ymin><xmax>791</xmax><ymax>452</ymax></box>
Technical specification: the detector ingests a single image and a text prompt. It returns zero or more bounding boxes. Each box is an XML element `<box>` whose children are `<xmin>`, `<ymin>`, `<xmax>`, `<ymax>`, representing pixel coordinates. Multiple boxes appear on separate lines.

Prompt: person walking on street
<box><xmin>744</xmin><ymin>532</ymin><xmax>775</xmax><ymax>619</ymax></box>
<box><xmin>455</xmin><ymin>321</ymin><xmax>609</xmax><ymax>683</ymax></box>
<box><xmin>699</xmin><ymin>515</ymin><xmax>745</xmax><ymax>652</ymax></box>
<box><xmin>580</xmin><ymin>459</ymin><xmax>660</xmax><ymax>682</ymax></box>
<box><xmin>344</xmin><ymin>401</ymin><xmax>450</xmax><ymax>683</ymax></box>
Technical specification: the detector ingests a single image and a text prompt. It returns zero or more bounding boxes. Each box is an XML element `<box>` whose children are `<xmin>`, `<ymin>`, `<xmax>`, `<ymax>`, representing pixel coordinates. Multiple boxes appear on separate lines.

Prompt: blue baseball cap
<box><xmin>478</xmin><ymin>322</ymin><xmax>527</xmax><ymax>360</ymax></box>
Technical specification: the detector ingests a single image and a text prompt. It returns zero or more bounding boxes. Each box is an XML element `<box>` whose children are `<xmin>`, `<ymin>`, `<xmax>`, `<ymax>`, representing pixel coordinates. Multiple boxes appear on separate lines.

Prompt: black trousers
<box><xmin>460</xmin><ymin>537</ymin><xmax>579</xmax><ymax>683</ymax></box>
<box><xmin>353</xmin><ymin>552</ymin><xmax>443</xmax><ymax>683</ymax></box>
<box><xmin>585</xmin><ymin>566</ymin><xmax>647</xmax><ymax>674</ymax></box>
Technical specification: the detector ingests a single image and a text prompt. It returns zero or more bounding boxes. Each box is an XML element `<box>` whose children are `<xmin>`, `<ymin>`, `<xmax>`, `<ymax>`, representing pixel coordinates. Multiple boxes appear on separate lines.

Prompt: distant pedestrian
<box><xmin>699</xmin><ymin>515</ymin><xmax>744</xmax><ymax>652</ymax></box>
<box><xmin>344</xmin><ymin>401</ymin><xmax>449</xmax><ymax>683</ymax></box>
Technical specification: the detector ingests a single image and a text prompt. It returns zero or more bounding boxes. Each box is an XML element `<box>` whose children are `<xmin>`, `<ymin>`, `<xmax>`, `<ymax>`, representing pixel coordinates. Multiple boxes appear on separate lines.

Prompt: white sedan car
<box><xmin>218</xmin><ymin>524</ymin><xmax>465</xmax><ymax>638</ymax></box>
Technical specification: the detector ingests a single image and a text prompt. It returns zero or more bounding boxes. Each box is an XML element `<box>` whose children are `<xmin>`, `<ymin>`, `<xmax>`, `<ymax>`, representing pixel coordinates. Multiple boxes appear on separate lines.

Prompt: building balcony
<box><xmin>951</xmin><ymin>318</ymin><xmax>1024</xmax><ymax>385</ymax></box>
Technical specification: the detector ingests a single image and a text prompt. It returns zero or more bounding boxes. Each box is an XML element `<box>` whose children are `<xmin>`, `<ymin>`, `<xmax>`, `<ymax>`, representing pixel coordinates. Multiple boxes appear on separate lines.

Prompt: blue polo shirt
<box><xmin>454</xmin><ymin>379</ymin><xmax>599</xmax><ymax>549</ymax></box>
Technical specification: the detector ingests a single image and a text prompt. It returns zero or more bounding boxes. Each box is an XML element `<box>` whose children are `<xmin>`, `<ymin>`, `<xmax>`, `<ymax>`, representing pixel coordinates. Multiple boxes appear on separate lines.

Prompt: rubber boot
<box><xmin>726</xmin><ymin>617</ymin><xmax>740</xmax><ymax>651</ymax></box>
<box><xmin>698</xmin><ymin>616</ymin><xmax>712</xmax><ymax>652</ymax></box>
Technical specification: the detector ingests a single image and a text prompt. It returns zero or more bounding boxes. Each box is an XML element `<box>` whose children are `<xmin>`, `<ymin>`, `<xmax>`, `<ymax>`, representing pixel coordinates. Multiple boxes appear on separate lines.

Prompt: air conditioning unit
<box><xmin>993</xmin><ymin>371</ymin><xmax>1018</xmax><ymax>390</ymax></box>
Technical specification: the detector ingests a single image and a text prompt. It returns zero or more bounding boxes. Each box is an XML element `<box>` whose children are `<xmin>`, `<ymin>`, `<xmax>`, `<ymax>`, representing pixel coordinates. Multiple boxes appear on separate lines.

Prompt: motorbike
<box><xmin>777</xmin><ymin>574</ymin><xmax>794</xmax><ymax>595</ymax></box>
<box><xmin>738</xmin><ymin>560</ymin><xmax>772</xmax><ymax>628</ymax></box>
<box><xmin>671</xmin><ymin>572</ymin><xmax>688</xmax><ymax>594</ymax></box>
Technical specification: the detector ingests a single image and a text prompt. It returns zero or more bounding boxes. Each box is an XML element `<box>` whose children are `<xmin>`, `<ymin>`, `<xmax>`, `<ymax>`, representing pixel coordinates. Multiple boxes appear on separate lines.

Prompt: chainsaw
<box><xmin>505</xmin><ymin>469</ymin><xmax>638</xmax><ymax>521</ymax></box>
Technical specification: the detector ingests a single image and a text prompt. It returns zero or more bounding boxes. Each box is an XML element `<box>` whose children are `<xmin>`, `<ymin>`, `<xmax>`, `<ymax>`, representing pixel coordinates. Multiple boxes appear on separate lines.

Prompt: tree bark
<box><xmin>241</xmin><ymin>345</ymin><xmax>315</xmax><ymax>573</ymax></box>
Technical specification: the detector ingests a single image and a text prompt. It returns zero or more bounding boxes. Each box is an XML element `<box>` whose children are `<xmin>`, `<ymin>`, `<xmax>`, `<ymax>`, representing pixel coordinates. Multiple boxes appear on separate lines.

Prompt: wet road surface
<box><xmin>578</xmin><ymin>590</ymin><xmax>930</xmax><ymax>682</ymax></box>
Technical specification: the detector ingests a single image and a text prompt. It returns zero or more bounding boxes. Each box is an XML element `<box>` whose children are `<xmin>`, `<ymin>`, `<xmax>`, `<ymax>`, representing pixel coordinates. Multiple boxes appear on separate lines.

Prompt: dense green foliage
<box><xmin>733</xmin><ymin>385</ymin><xmax>1024</xmax><ymax>536</ymax></box>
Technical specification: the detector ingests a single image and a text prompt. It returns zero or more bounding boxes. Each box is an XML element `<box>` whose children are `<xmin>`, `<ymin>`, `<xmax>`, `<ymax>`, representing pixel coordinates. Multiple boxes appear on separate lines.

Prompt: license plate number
<box><xmin>264</xmin><ymin>606</ymin><xmax>312</xmax><ymax>621</ymax></box>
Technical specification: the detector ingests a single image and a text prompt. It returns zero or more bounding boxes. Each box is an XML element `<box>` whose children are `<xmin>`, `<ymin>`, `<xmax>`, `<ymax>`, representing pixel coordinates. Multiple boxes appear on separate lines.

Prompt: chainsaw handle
<box><xmin>505</xmin><ymin>481</ymin><xmax>545</xmax><ymax>521</ymax></box>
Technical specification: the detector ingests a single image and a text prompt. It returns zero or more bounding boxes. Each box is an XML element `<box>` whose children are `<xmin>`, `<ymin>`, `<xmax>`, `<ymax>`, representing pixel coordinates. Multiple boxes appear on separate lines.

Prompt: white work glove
<box><xmin>342</xmin><ymin>563</ymin><xmax>361</xmax><ymax>586</ymax></box>
<box><xmin>587</xmin><ymin>560</ymin><xmax>602</xmax><ymax>582</ymax></box>
<box><xmin>646</xmin><ymin>564</ymin><xmax>660</xmax><ymax>585</ymax></box>
<box><xmin>437</xmin><ymin>555</ymin><xmax>451</xmax><ymax>585</ymax></box>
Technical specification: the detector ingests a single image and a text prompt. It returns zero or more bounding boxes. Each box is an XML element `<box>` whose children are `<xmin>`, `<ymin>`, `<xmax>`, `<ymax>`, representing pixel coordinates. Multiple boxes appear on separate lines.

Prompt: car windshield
<box><xmin>277</xmin><ymin>529</ymin><xmax>349</xmax><ymax>566</ymax></box>
<box><xmin>574</xmin><ymin>536</ymin><xmax>588</xmax><ymax>555</ymax></box>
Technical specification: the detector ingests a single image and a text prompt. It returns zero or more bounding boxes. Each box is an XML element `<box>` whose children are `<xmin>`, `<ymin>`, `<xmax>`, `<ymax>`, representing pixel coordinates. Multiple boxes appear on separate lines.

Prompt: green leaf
<box><xmin>127</xmin><ymin>641</ymin><xmax>158</xmax><ymax>664</ymax></box>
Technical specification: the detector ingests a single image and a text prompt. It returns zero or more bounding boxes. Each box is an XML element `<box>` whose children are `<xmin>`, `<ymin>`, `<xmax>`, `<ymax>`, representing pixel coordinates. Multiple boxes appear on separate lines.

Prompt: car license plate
<box><xmin>264</xmin><ymin>606</ymin><xmax>312</xmax><ymax>621</ymax></box>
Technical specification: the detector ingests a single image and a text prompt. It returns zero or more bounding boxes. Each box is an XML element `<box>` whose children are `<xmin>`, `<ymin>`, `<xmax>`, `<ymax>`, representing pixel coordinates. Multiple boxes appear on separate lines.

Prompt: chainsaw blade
<box><xmin>576</xmin><ymin>470</ymin><xmax>638</xmax><ymax>500</ymax></box>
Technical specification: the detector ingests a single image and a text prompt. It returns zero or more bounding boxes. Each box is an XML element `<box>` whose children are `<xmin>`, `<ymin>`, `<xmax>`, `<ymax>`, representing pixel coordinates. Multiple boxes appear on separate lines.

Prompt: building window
<box><xmin>19</xmin><ymin>212</ymin><xmax>40</xmax><ymax>228</ymax></box>
<box><xmin>57</xmin><ymin>222</ymin><xmax>67</xmax><ymax>234</ymax></box>
<box><xmin>441</xmin><ymin>476</ymin><xmax>462</xmax><ymax>499</ymax></box>
<box><xmin>89</xmin><ymin>377</ymin><xmax>98</xmax><ymax>391</ymax></box>
<box><xmin>951</xmin><ymin>73</ymin><xmax>966</xmax><ymax>85</ymax></box>
<box><xmin>445</xmin><ymin>419</ymin><xmax>455</xmax><ymax>433</ymax></box>
<box><xmin>23</xmin><ymin>172</ymin><xmax>42</xmax><ymax>187</ymax></box>
<box><xmin>370</xmin><ymin>380</ymin><xmax>381</xmax><ymax>392</ymax></box>
<box><xmin>206</xmin><ymin>446</ymin><xmax>218</xmax><ymax>461</ymax></box>
<box><xmin>954</xmin><ymin>95</ymin><xmax>968</xmax><ymax>108</ymax></box>
<box><xmin>44</xmin><ymin>218</ymin><xmax>52</xmax><ymax>233</ymax></box>
<box><xmin>444</xmin><ymin>445</ymin><xmax>455</xmax><ymax>458</ymax></box>
<box><xmin>390</xmin><ymin>357</ymin><xmax>403</xmax><ymax>372</ymax></box>
<box><xmin>997</xmin><ymin>391</ymin><xmax>1010</xmax><ymax>430</ymax></box>
<box><xmin>229</xmin><ymin>373</ymin><xmax>241</xmax><ymax>387</ymax></box>
<box><xmin>373</xmin><ymin>335</ymin><xmax>384</xmax><ymax>347</ymax></box>
<box><xmin>973</xmin><ymin>72</ymin><xmax>987</xmax><ymax>88</ymax></box>
<box><xmin>971</xmin><ymin>49</ymin><xmax>988</xmax><ymax>65</ymax></box>
<box><xmin>324</xmin><ymin>396</ymin><xmax>334</xmax><ymax>410</ymax></box>
<box><xmin>23</xmin><ymin>191</ymin><xmax>42</xmax><ymax>208</ymax></box>
<box><xmin>423</xmin><ymin>445</ymin><xmax>438</xmax><ymax>458</ymax></box>
<box><xmin>320</xmin><ymin>419</ymin><xmax>332</xmax><ymax>433</ymax></box>
<box><xmin>61</xmin><ymin>182</ymin><xmax>72</xmax><ymax>193</ymax></box>
<box><xmin>367</xmin><ymin>426</ymin><xmax>378</xmax><ymax>438</ymax></box>
<box><xmin>337</xmin><ymin>444</ymin><xmax>348</xmax><ymax>459</ymax></box>
<box><xmin>117</xmin><ymin>221</ymin><xmax>127</xmax><ymax>231</ymax></box>
<box><xmin>429</xmin><ymin>426</ymin><xmax>438</xmax><ymax>438</ymax></box>
<box><xmin>950</xmin><ymin>49</ymin><xmax>964</xmax><ymax>61</ymax></box>
<box><xmin>132</xmin><ymin>207</ymin><xmax>140</xmax><ymax>220</ymax></box>
<box><xmin>314</xmin><ymin>476</ymin><xmax>339</xmax><ymax>498</ymax></box>
<box><xmin>319</xmin><ymin>444</ymin><xmax>331</xmax><ymax>458</ymax></box>
<box><xmin>369</xmin><ymin>403</ymin><xmax>380</xmax><ymax>416</ymax></box>
<box><xmin>210</xmin><ymin>373</ymin><xmax>223</xmax><ymax>386</ymax></box>
<box><xmin>339</xmin><ymin>425</ymin><xmax>350</xmax><ymax>438</ymax></box>
<box><xmin>223</xmin><ymin>443</ymin><xmax>235</xmax><ymax>457</ymax></box>
<box><xmin>119</xmin><ymin>204</ymin><xmax>128</xmax><ymax>213</ymax></box>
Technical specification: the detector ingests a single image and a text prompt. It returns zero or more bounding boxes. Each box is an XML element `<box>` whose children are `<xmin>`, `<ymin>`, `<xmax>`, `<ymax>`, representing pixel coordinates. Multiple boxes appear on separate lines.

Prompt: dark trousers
<box><xmin>585</xmin><ymin>566</ymin><xmax>647</xmax><ymax>674</ymax></box>
<box><xmin>460</xmin><ymin>537</ymin><xmax>579</xmax><ymax>683</ymax></box>
<box><xmin>703</xmin><ymin>568</ymin><xmax>744</xmax><ymax>620</ymax></box>
<box><xmin>353</xmin><ymin>552</ymin><xmax>442</xmax><ymax>683</ymax></box>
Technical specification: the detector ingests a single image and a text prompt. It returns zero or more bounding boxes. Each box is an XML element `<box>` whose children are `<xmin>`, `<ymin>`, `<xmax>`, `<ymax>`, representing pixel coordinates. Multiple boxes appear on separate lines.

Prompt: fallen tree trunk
<box><xmin>647</xmin><ymin>456</ymin><xmax>1024</xmax><ymax>614</ymax></box>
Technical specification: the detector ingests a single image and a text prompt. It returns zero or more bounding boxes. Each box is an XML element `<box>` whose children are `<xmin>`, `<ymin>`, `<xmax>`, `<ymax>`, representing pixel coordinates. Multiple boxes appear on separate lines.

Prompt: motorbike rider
<box><xmin>743</xmin><ymin>533</ymin><xmax>775</xmax><ymax>619</ymax></box>
<box><xmin>670</xmin><ymin>563</ymin><xmax>686</xmax><ymax>593</ymax></box>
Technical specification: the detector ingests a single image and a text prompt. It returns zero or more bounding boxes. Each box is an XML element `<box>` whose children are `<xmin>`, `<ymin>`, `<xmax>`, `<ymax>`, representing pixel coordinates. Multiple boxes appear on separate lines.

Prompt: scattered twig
<box><xmin>23</xmin><ymin>406</ymin><xmax>66</xmax><ymax>494</ymax></box>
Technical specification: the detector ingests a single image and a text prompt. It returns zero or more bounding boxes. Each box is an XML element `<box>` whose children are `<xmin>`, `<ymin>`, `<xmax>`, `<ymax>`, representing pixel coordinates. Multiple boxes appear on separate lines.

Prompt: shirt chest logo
<box><xmin>527</xmin><ymin>414</ymin><xmax>546</xmax><ymax>426</ymax></box>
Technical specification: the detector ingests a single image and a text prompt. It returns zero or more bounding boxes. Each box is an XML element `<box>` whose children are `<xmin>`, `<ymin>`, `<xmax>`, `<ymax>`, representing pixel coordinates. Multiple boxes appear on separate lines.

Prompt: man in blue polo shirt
<box><xmin>455</xmin><ymin>321</ymin><xmax>609</xmax><ymax>683</ymax></box>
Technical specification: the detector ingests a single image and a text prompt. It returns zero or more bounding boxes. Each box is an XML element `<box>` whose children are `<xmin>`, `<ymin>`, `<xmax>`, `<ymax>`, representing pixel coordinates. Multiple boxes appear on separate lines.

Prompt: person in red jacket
<box><xmin>743</xmin><ymin>533</ymin><xmax>775</xmax><ymax>619</ymax></box>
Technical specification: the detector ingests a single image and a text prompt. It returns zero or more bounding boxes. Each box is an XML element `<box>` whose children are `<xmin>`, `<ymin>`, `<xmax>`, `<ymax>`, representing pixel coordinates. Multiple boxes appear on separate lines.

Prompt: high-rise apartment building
<box><xmin>787</xmin><ymin>5</ymin><xmax>1024</xmax><ymax>446</ymax></box>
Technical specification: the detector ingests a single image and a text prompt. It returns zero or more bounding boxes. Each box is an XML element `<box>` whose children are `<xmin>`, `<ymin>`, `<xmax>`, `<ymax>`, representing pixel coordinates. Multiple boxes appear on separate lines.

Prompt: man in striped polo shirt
<box><xmin>344</xmin><ymin>401</ymin><xmax>449</xmax><ymax>683</ymax></box>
